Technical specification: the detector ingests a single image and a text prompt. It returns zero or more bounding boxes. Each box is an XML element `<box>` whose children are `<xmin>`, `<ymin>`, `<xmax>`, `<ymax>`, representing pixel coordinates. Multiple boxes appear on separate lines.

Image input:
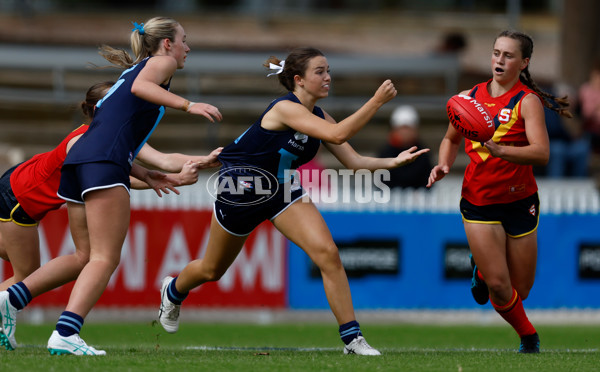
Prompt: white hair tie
<box><xmin>267</xmin><ymin>60</ymin><xmax>285</xmax><ymax>77</ymax></box>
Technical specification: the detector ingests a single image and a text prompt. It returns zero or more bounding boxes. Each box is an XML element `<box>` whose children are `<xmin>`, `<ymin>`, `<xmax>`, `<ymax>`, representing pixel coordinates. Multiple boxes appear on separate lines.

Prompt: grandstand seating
<box><xmin>0</xmin><ymin>45</ymin><xmax>459</xmax><ymax>172</ymax></box>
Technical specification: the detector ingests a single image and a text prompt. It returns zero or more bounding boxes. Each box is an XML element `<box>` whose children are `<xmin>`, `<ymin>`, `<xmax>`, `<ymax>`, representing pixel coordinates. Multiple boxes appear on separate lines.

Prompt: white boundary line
<box><xmin>183</xmin><ymin>345</ymin><xmax>599</xmax><ymax>353</ymax></box>
<box><xmin>15</xmin><ymin>344</ymin><xmax>599</xmax><ymax>353</ymax></box>
<box><xmin>20</xmin><ymin>307</ymin><xmax>600</xmax><ymax>325</ymax></box>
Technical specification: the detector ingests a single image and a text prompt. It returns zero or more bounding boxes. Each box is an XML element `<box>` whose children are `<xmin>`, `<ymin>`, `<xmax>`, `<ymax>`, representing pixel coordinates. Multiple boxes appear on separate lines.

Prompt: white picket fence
<box><xmin>130</xmin><ymin>174</ymin><xmax>600</xmax><ymax>215</ymax></box>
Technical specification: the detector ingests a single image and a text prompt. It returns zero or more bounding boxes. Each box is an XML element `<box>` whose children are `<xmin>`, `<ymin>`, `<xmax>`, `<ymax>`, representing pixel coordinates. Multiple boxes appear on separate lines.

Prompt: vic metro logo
<box><xmin>294</xmin><ymin>132</ymin><xmax>309</xmax><ymax>144</ymax></box>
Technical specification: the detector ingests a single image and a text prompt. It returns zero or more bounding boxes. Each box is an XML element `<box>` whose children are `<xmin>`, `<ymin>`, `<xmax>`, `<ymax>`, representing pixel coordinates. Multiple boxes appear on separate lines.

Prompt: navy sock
<box><xmin>7</xmin><ymin>282</ymin><xmax>32</xmax><ymax>311</ymax></box>
<box><xmin>56</xmin><ymin>311</ymin><xmax>84</xmax><ymax>337</ymax></box>
<box><xmin>167</xmin><ymin>276</ymin><xmax>188</xmax><ymax>305</ymax></box>
<box><xmin>339</xmin><ymin>320</ymin><xmax>363</xmax><ymax>345</ymax></box>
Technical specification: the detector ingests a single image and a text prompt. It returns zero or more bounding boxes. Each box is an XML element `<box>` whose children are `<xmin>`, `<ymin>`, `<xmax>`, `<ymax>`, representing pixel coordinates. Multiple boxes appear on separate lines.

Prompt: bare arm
<box><xmin>130</xmin><ymin>176</ymin><xmax>153</xmax><ymax>190</ymax></box>
<box><xmin>130</xmin><ymin>163</ymin><xmax>180</xmax><ymax>197</ymax></box>
<box><xmin>130</xmin><ymin>162</ymin><xmax>197</xmax><ymax>188</ymax></box>
<box><xmin>131</xmin><ymin>56</ymin><xmax>222</xmax><ymax>122</ymax></box>
<box><xmin>324</xmin><ymin>142</ymin><xmax>429</xmax><ymax>171</ymax></box>
<box><xmin>427</xmin><ymin>124</ymin><xmax>463</xmax><ymax>188</ymax></box>
<box><xmin>137</xmin><ymin>144</ymin><xmax>222</xmax><ymax>172</ymax></box>
<box><xmin>483</xmin><ymin>94</ymin><xmax>549</xmax><ymax>165</ymax></box>
<box><xmin>314</xmin><ymin>108</ymin><xmax>428</xmax><ymax>170</ymax></box>
<box><xmin>262</xmin><ymin>80</ymin><xmax>397</xmax><ymax>144</ymax></box>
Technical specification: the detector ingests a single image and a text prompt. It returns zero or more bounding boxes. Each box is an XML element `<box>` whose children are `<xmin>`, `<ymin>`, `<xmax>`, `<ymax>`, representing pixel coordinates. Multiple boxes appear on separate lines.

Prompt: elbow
<box><xmin>328</xmin><ymin>132</ymin><xmax>348</xmax><ymax>145</ymax></box>
<box><xmin>527</xmin><ymin>144</ymin><xmax>549</xmax><ymax>166</ymax></box>
<box><xmin>130</xmin><ymin>88</ymin><xmax>140</xmax><ymax>97</ymax></box>
<box><xmin>329</xmin><ymin>137</ymin><xmax>346</xmax><ymax>145</ymax></box>
<box><xmin>540</xmin><ymin>148</ymin><xmax>550</xmax><ymax>166</ymax></box>
<box><xmin>130</xmin><ymin>82</ymin><xmax>143</xmax><ymax>97</ymax></box>
<box><xmin>533</xmin><ymin>151</ymin><xmax>550</xmax><ymax>166</ymax></box>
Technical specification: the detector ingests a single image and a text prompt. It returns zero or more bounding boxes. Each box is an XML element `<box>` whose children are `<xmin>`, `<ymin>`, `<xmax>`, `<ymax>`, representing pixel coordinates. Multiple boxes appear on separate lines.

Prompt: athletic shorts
<box><xmin>460</xmin><ymin>192</ymin><xmax>540</xmax><ymax>238</ymax></box>
<box><xmin>58</xmin><ymin>162</ymin><xmax>131</xmax><ymax>204</ymax></box>
<box><xmin>0</xmin><ymin>164</ymin><xmax>37</xmax><ymax>226</ymax></box>
<box><xmin>214</xmin><ymin>184</ymin><xmax>306</xmax><ymax>236</ymax></box>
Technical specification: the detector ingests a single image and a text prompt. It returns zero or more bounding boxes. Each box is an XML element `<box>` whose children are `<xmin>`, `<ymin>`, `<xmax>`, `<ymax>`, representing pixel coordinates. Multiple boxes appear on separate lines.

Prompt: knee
<box><xmin>312</xmin><ymin>244</ymin><xmax>343</xmax><ymax>272</ymax></box>
<box><xmin>485</xmin><ymin>276</ymin><xmax>512</xmax><ymax>297</ymax></box>
<box><xmin>74</xmin><ymin>250</ymin><xmax>90</xmax><ymax>269</ymax></box>
<box><xmin>514</xmin><ymin>284</ymin><xmax>531</xmax><ymax>300</ymax></box>
<box><xmin>202</xmin><ymin>265</ymin><xmax>227</xmax><ymax>282</ymax></box>
<box><xmin>90</xmin><ymin>253</ymin><xmax>121</xmax><ymax>273</ymax></box>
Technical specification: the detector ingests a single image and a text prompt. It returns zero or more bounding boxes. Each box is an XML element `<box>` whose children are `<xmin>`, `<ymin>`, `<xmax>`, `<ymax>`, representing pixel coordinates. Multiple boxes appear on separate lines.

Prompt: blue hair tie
<box><xmin>131</xmin><ymin>22</ymin><xmax>145</xmax><ymax>35</ymax></box>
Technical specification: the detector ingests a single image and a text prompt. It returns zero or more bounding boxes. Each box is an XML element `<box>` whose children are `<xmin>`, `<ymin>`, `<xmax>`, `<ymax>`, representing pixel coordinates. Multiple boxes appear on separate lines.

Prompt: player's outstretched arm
<box><xmin>130</xmin><ymin>163</ymin><xmax>181</xmax><ymax>197</ymax></box>
<box><xmin>137</xmin><ymin>144</ymin><xmax>222</xmax><ymax>173</ymax></box>
<box><xmin>272</xmin><ymin>80</ymin><xmax>397</xmax><ymax>145</ymax></box>
<box><xmin>426</xmin><ymin>124</ymin><xmax>462</xmax><ymax>188</ymax></box>
<box><xmin>324</xmin><ymin>141</ymin><xmax>430</xmax><ymax>171</ymax></box>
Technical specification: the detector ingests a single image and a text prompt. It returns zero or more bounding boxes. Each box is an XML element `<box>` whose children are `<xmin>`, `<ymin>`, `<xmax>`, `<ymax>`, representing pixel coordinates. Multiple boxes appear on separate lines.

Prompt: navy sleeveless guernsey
<box><xmin>217</xmin><ymin>92</ymin><xmax>323</xmax><ymax>184</ymax></box>
<box><xmin>64</xmin><ymin>57</ymin><xmax>169</xmax><ymax>171</ymax></box>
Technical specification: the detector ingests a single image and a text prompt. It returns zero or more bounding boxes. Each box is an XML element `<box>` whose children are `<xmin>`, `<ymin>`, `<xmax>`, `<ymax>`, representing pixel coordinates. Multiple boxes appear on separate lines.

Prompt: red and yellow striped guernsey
<box><xmin>461</xmin><ymin>79</ymin><xmax>540</xmax><ymax>205</ymax></box>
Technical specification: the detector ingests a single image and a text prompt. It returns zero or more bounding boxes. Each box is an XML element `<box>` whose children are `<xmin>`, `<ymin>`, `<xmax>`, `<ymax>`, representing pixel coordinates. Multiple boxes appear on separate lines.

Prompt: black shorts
<box><xmin>58</xmin><ymin>162</ymin><xmax>131</xmax><ymax>203</ymax></box>
<box><xmin>214</xmin><ymin>183</ymin><xmax>306</xmax><ymax>236</ymax></box>
<box><xmin>460</xmin><ymin>192</ymin><xmax>540</xmax><ymax>238</ymax></box>
<box><xmin>0</xmin><ymin>164</ymin><xmax>37</xmax><ymax>226</ymax></box>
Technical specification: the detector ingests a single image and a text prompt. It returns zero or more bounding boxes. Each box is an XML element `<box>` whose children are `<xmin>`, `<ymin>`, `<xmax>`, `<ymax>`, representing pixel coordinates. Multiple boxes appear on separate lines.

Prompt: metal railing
<box><xmin>0</xmin><ymin>44</ymin><xmax>459</xmax><ymax>109</ymax></box>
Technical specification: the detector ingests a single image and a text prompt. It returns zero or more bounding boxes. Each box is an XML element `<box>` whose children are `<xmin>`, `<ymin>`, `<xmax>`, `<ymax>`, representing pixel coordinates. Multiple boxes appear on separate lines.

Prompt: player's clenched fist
<box><xmin>373</xmin><ymin>79</ymin><xmax>397</xmax><ymax>105</ymax></box>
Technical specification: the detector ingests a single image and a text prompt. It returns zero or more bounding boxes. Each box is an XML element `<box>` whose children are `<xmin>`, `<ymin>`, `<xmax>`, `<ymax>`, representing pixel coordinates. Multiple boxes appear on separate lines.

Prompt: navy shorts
<box><xmin>214</xmin><ymin>183</ymin><xmax>306</xmax><ymax>236</ymax></box>
<box><xmin>460</xmin><ymin>192</ymin><xmax>540</xmax><ymax>238</ymax></box>
<box><xmin>58</xmin><ymin>162</ymin><xmax>131</xmax><ymax>203</ymax></box>
<box><xmin>0</xmin><ymin>164</ymin><xmax>37</xmax><ymax>226</ymax></box>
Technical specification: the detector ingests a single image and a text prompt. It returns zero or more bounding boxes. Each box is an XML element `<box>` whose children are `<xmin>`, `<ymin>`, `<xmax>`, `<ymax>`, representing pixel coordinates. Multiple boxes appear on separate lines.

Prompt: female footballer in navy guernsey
<box><xmin>0</xmin><ymin>17</ymin><xmax>221</xmax><ymax>356</ymax></box>
<box><xmin>0</xmin><ymin>81</ymin><xmax>221</xmax><ymax>352</ymax></box>
<box><xmin>158</xmin><ymin>47</ymin><xmax>429</xmax><ymax>356</ymax></box>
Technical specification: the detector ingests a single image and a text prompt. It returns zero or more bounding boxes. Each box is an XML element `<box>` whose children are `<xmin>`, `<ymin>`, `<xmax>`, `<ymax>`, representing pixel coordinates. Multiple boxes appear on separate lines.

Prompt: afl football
<box><xmin>446</xmin><ymin>94</ymin><xmax>495</xmax><ymax>142</ymax></box>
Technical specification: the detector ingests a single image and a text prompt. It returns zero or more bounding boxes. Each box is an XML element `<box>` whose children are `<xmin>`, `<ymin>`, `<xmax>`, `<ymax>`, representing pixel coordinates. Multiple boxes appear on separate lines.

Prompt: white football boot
<box><xmin>0</xmin><ymin>291</ymin><xmax>17</xmax><ymax>350</ymax></box>
<box><xmin>158</xmin><ymin>276</ymin><xmax>180</xmax><ymax>333</ymax></box>
<box><xmin>343</xmin><ymin>336</ymin><xmax>382</xmax><ymax>356</ymax></box>
<box><xmin>47</xmin><ymin>330</ymin><xmax>106</xmax><ymax>356</ymax></box>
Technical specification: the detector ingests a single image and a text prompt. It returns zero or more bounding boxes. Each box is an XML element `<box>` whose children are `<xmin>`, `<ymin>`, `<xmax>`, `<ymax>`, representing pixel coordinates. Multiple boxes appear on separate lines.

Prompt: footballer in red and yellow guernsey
<box><xmin>9</xmin><ymin>125</ymin><xmax>89</xmax><ymax>222</ymax></box>
<box><xmin>462</xmin><ymin>79</ymin><xmax>540</xmax><ymax>206</ymax></box>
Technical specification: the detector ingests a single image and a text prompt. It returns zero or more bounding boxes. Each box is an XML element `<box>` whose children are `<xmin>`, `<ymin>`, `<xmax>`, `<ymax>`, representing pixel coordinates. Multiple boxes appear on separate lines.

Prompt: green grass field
<box><xmin>1</xmin><ymin>322</ymin><xmax>599</xmax><ymax>371</ymax></box>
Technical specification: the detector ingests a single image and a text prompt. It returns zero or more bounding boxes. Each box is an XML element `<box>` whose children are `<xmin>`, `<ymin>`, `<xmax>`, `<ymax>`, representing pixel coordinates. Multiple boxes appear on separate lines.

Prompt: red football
<box><xmin>446</xmin><ymin>94</ymin><xmax>495</xmax><ymax>142</ymax></box>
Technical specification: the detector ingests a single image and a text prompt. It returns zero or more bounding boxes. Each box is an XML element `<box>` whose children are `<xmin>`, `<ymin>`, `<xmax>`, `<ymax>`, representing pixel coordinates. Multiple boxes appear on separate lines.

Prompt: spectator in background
<box><xmin>579</xmin><ymin>59</ymin><xmax>600</xmax><ymax>153</ymax></box>
<box><xmin>434</xmin><ymin>31</ymin><xmax>467</xmax><ymax>56</ymax></box>
<box><xmin>544</xmin><ymin>85</ymin><xmax>590</xmax><ymax>178</ymax></box>
<box><xmin>377</xmin><ymin>105</ymin><xmax>432</xmax><ymax>188</ymax></box>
